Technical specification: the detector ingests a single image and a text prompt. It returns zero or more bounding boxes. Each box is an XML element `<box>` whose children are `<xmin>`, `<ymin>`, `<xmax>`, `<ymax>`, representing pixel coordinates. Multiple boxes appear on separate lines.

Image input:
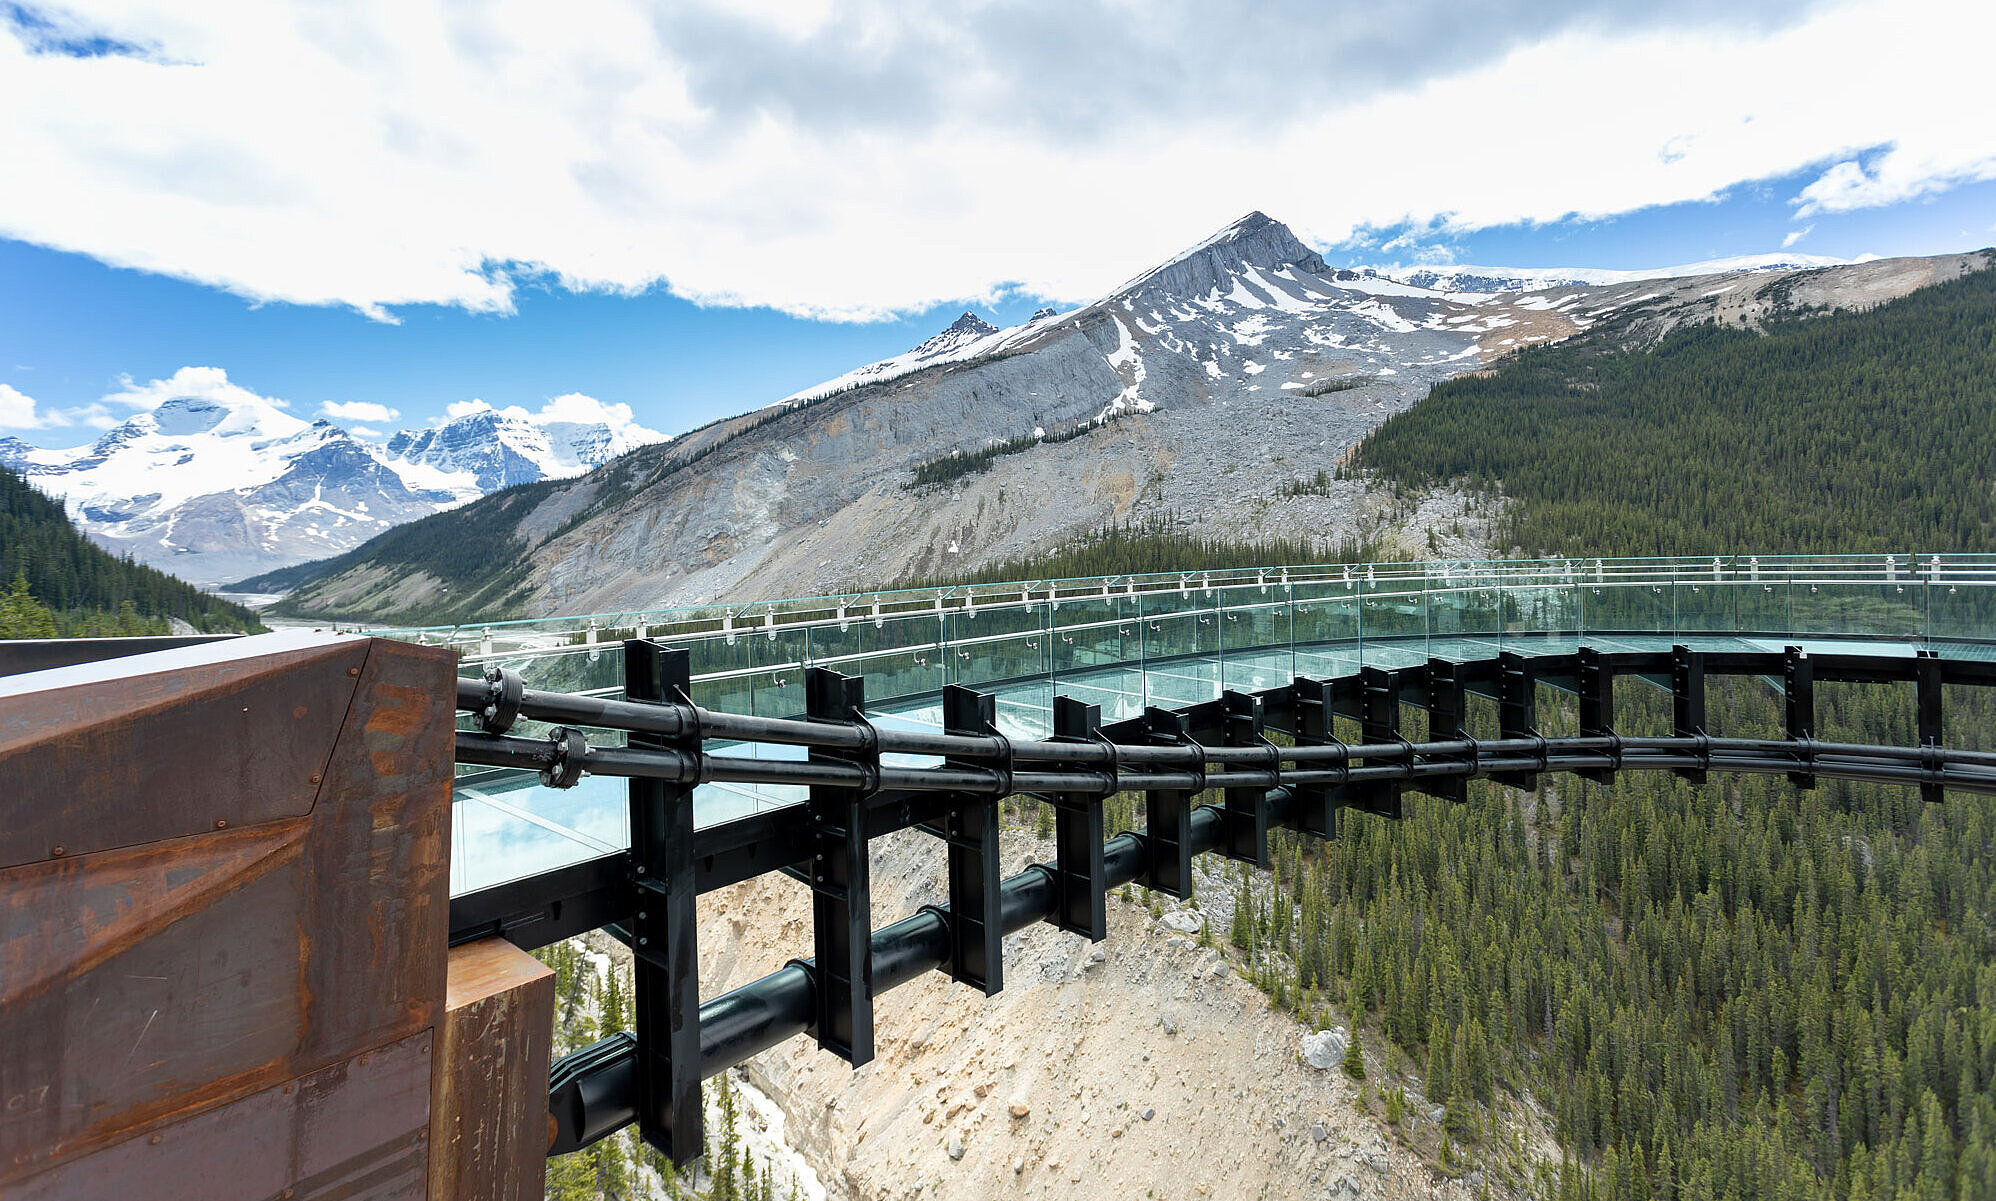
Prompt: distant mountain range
<box><xmin>0</xmin><ymin>392</ymin><xmax>666</xmax><ymax>586</ymax></box>
<box><xmin>1356</xmin><ymin>252</ymin><xmax>1854</xmax><ymax>295</ymax></box>
<box><xmin>251</xmin><ymin>211</ymin><xmax>1988</xmax><ymax>627</ymax></box>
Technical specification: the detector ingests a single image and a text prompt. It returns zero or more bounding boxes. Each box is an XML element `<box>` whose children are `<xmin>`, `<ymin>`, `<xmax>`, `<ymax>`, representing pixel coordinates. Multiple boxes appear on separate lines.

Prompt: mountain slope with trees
<box><xmin>0</xmin><ymin>464</ymin><xmax>263</xmax><ymax>636</ymax></box>
<box><xmin>1355</xmin><ymin>252</ymin><xmax>1996</xmax><ymax>556</ymax></box>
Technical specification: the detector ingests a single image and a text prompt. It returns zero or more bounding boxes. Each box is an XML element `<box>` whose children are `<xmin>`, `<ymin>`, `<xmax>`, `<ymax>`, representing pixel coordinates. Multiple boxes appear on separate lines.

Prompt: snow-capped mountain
<box><xmin>381</xmin><ymin>405</ymin><xmax>665</xmax><ymax>500</ymax></box>
<box><xmin>1361</xmin><ymin>252</ymin><xmax>1852</xmax><ymax>295</ymax></box>
<box><xmin>4</xmin><ymin>389</ymin><xmax>668</xmax><ymax>587</ymax></box>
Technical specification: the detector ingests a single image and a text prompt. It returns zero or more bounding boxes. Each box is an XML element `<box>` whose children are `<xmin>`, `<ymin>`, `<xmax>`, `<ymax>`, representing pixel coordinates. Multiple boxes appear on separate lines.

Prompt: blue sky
<box><xmin>3</xmin><ymin>1</ymin><xmax>1993</xmax><ymax>446</ymax></box>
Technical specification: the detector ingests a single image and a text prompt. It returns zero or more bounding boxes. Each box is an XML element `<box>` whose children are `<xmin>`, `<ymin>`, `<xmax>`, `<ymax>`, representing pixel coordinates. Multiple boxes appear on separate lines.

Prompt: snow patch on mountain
<box><xmin>776</xmin><ymin>310</ymin><xmax>1047</xmax><ymax>407</ymax></box>
<box><xmin>1360</xmin><ymin>252</ymin><xmax>1853</xmax><ymax>295</ymax></box>
<box><xmin>4</xmin><ymin>369</ymin><xmax>669</xmax><ymax>585</ymax></box>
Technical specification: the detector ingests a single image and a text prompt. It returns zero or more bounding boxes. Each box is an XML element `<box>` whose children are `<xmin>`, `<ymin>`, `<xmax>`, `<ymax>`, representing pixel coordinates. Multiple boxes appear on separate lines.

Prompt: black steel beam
<box><xmin>624</xmin><ymin>640</ymin><xmax>703</xmax><ymax>1163</ymax></box>
<box><xmin>1044</xmin><ymin>696</ymin><xmax>1109</xmax><ymax>941</ymax></box>
<box><xmin>804</xmin><ymin>667</ymin><xmax>875</xmax><ymax>1066</ymax></box>
<box><xmin>931</xmin><ymin>684</ymin><xmax>1004</xmax><ymax>995</ymax></box>
<box><xmin>1140</xmin><ymin>706</ymin><xmax>1197</xmax><ymax>897</ymax></box>
<box><xmin>1220</xmin><ymin>690</ymin><xmax>1272</xmax><ymax>866</ymax></box>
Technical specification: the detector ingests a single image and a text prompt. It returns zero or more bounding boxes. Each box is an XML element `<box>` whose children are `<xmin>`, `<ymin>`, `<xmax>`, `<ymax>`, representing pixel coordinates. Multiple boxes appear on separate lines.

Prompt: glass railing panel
<box><xmin>1291</xmin><ymin>584</ymin><xmax>1360</xmax><ymax>680</ymax></box>
<box><xmin>1359</xmin><ymin>582</ymin><xmax>1426</xmax><ymax>668</ymax></box>
<box><xmin>1050</xmin><ymin>596</ymin><xmax>1137</xmax><ymax>676</ymax></box>
<box><xmin>1429</xmin><ymin>581</ymin><xmax>1507</xmax><ymax>645</ymax></box>
<box><xmin>1140</xmin><ymin>589</ymin><xmax>1219</xmax><ymax>701</ymax></box>
<box><xmin>832</xmin><ymin>611</ymin><xmax>944</xmax><ymax>707</ymax></box>
<box><xmin>451</xmin><ymin>780</ymin><xmax>628</xmax><ymax>895</ymax></box>
<box><xmin>1219</xmin><ymin>590</ymin><xmax>1292</xmax><ymax>693</ymax></box>
<box><xmin>946</xmin><ymin>603</ymin><xmax>1052</xmax><ymax>694</ymax></box>
<box><xmin>1787</xmin><ymin>579</ymin><xmax>1925</xmax><ymax>641</ymax></box>
<box><xmin>1724</xmin><ymin>579</ymin><xmax>1792</xmax><ymax>635</ymax></box>
<box><xmin>1926</xmin><ymin>570</ymin><xmax>1996</xmax><ymax>644</ymax></box>
<box><xmin>1669</xmin><ymin>574</ymin><xmax>1740</xmax><ymax>634</ymax></box>
<box><xmin>1583</xmin><ymin>580</ymin><xmax>1672</xmax><ymax>636</ymax></box>
<box><xmin>685</xmin><ymin>628</ymin><xmax>757</xmax><ymax>713</ymax></box>
<box><xmin>745</xmin><ymin>626</ymin><xmax>812</xmax><ymax>717</ymax></box>
<box><xmin>1500</xmin><ymin>581</ymin><xmax>1580</xmax><ymax>654</ymax></box>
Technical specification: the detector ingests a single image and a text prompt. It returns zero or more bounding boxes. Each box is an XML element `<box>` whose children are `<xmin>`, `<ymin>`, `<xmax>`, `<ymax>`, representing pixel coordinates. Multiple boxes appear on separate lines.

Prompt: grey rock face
<box><xmin>273</xmin><ymin>228</ymin><xmax>1993</xmax><ymax>622</ymax></box>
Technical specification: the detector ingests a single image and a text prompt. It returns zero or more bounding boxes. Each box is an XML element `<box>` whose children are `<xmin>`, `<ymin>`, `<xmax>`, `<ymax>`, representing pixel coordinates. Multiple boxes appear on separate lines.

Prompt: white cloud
<box><xmin>439</xmin><ymin>392</ymin><xmax>660</xmax><ymax>438</ymax></box>
<box><xmin>104</xmin><ymin>365</ymin><xmax>286</xmax><ymax>411</ymax></box>
<box><xmin>1781</xmin><ymin>224</ymin><xmax>1815</xmax><ymax>249</ymax></box>
<box><xmin>0</xmin><ymin>383</ymin><xmax>45</xmax><ymax>430</ymax></box>
<box><xmin>0</xmin><ymin>1</ymin><xmax>1989</xmax><ymax>320</ymax></box>
<box><xmin>320</xmin><ymin>399</ymin><xmax>400</xmax><ymax>423</ymax></box>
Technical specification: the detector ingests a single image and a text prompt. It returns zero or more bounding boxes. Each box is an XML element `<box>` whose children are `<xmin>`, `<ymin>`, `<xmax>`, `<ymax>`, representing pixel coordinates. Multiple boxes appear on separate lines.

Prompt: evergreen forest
<box><xmin>1355</xmin><ymin>259</ymin><xmax>1996</xmax><ymax>557</ymax></box>
<box><xmin>1201</xmin><ymin>677</ymin><xmax>1996</xmax><ymax>1201</ymax></box>
<box><xmin>0</xmin><ymin>465</ymin><xmax>263</xmax><ymax>637</ymax></box>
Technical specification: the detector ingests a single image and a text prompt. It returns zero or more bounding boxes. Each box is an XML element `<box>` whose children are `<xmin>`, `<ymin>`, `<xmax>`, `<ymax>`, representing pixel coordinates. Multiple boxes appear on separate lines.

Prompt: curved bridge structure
<box><xmin>426</xmin><ymin>554</ymin><xmax>1996</xmax><ymax>1162</ymax></box>
<box><xmin>3</xmin><ymin>553</ymin><xmax>1993</xmax><ymax>1197</ymax></box>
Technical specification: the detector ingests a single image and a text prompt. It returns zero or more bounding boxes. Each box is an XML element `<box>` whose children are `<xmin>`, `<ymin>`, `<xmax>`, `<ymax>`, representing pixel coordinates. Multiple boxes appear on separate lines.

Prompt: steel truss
<box><xmin>447</xmin><ymin>640</ymin><xmax>1996</xmax><ymax>1162</ymax></box>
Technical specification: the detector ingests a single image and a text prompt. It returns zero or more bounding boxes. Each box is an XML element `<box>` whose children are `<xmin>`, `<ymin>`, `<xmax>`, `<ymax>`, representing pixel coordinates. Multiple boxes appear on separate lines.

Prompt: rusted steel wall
<box><xmin>0</xmin><ymin>631</ymin><xmax>456</xmax><ymax>1198</ymax></box>
<box><xmin>429</xmin><ymin>939</ymin><xmax>555</xmax><ymax>1201</ymax></box>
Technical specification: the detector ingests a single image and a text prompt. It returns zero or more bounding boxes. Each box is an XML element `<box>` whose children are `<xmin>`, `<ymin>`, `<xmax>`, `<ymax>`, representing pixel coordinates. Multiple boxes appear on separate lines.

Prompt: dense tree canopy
<box><xmin>0</xmin><ymin>465</ymin><xmax>262</xmax><ymax>636</ymax></box>
<box><xmin>1357</xmin><ymin>261</ymin><xmax>1996</xmax><ymax>557</ymax></box>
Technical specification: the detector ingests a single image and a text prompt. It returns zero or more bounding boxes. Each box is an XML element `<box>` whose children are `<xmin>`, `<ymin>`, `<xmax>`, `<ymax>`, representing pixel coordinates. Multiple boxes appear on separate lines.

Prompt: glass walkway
<box><xmin>377</xmin><ymin>554</ymin><xmax>1996</xmax><ymax>896</ymax></box>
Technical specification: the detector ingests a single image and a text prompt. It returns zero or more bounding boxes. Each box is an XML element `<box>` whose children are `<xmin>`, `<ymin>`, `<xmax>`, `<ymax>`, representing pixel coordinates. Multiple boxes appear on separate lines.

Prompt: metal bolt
<box><xmin>358</xmin><ymin>1054</ymin><xmax>369</xmax><ymax>1066</ymax></box>
<box><xmin>50</xmin><ymin>846</ymin><xmax>64</xmax><ymax>858</ymax></box>
<box><xmin>149</xmin><ymin>1134</ymin><xmax>162</xmax><ymax>1146</ymax></box>
<box><xmin>637</xmin><ymin>911</ymin><xmax>647</xmax><ymax>921</ymax></box>
<box><xmin>215</xmin><ymin>820</ymin><xmax>228</xmax><ymax>829</ymax></box>
<box><xmin>309</xmin><ymin>774</ymin><xmax>322</xmax><ymax>785</ymax></box>
<box><xmin>638</xmin><ymin>937</ymin><xmax>648</xmax><ymax>946</ymax></box>
<box><xmin>347</xmin><ymin>666</ymin><xmax>360</xmax><ymax>677</ymax></box>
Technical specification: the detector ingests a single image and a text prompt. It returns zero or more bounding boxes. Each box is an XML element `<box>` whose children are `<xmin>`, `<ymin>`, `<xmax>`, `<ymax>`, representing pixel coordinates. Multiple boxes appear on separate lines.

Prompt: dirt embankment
<box><xmin>694</xmin><ymin>828</ymin><xmax>1486</xmax><ymax>1201</ymax></box>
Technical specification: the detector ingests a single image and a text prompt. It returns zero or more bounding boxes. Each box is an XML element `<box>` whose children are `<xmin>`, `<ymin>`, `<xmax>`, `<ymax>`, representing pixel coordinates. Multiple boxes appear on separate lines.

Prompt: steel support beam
<box><xmin>624</xmin><ymin>640</ymin><xmax>704</xmax><ymax>1164</ymax></box>
<box><xmin>1046</xmin><ymin>696</ymin><xmax>1110</xmax><ymax>941</ymax></box>
<box><xmin>1672</xmin><ymin>645</ymin><xmax>1709</xmax><ymax>785</ymax></box>
<box><xmin>1220</xmin><ymin>690</ymin><xmax>1272</xmax><ymax>866</ymax></box>
<box><xmin>929</xmin><ymin>685</ymin><xmax>1004</xmax><ymax>995</ymax></box>
<box><xmin>1142</xmin><ymin>706</ymin><xmax>1197</xmax><ymax>896</ymax></box>
<box><xmin>804</xmin><ymin>667</ymin><xmax>875</xmax><ymax>1066</ymax></box>
<box><xmin>1424</xmin><ymin>658</ymin><xmax>1471</xmax><ymax>804</ymax></box>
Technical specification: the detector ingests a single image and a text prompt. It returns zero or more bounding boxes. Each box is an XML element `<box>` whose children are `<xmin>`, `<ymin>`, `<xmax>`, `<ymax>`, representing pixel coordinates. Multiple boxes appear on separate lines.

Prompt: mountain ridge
<box><xmin>2</xmin><ymin>387</ymin><xmax>668</xmax><ymax>586</ymax></box>
<box><xmin>252</xmin><ymin>214</ymin><xmax>1993</xmax><ymax>625</ymax></box>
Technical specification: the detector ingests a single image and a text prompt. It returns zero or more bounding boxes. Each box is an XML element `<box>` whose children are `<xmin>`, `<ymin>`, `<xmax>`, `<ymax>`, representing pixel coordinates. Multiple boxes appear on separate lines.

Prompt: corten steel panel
<box><xmin>0</xmin><ymin>631</ymin><xmax>370</xmax><ymax>868</ymax></box>
<box><xmin>0</xmin><ymin>633</ymin><xmax>456</xmax><ymax>1190</ymax></box>
<box><xmin>428</xmin><ymin>939</ymin><xmax>554</xmax><ymax>1201</ymax></box>
<box><xmin>8</xmin><ymin>1029</ymin><xmax>435</xmax><ymax>1201</ymax></box>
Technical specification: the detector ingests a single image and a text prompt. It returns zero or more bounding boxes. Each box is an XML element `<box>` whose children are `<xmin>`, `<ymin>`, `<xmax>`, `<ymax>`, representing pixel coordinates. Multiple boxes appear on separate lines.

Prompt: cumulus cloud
<box><xmin>442</xmin><ymin>394</ymin><xmax>661</xmax><ymax>438</ymax></box>
<box><xmin>0</xmin><ymin>383</ymin><xmax>46</xmax><ymax>430</ymax></box>
<box><xmin>0</xmin><ymin>1</ymin><xmax>1988</xmax><ymax>320</ymax></box>
<box><xmin>320</xmin><ymin>399</ymin><xmax>400</xmax><ymax>423</ymax></box>
<box><xmin>103</xmin><ymin>365</ymin><xmax>288</xmax><ymax>412</ymax></box>
<box><xmin>0</xmin><ymin>381</ymin><xmax>126</xmax><ymax>431</ymax></box>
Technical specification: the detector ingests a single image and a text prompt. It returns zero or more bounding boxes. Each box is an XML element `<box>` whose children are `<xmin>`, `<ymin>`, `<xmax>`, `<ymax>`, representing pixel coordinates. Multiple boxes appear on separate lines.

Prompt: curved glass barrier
<box><xmin>407</xmin><ymin>553</ymin><xmax>1996</xmax><ymax>895</ymax></box>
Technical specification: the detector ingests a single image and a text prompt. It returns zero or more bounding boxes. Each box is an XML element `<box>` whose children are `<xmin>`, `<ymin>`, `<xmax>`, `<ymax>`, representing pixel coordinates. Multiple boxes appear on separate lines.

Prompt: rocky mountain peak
<box><xmin>906</xmin><ymin>311</ymin><xmax>1001</xmax><ymax>361</ymax></box>
<box><xmin>1115</xmin><ymin>211</ymin><xmax>1327</xmax><ymax>303</ymax></box>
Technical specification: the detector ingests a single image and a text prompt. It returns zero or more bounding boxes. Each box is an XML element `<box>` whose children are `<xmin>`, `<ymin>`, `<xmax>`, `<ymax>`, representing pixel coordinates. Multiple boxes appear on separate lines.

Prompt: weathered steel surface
<box><xmin>9</xmin><ymin>1029</ymin><xmax>435</xmax><ymax>1201</ymax></box>
<box><xmin>0</xmin><ymin>630</ymin><xmax>370</xmax><ymax>868</ymax></box>
<box><xmin>428</xmin><ymin>939</ymin><xmax>554</xmax><ymax>1201</ymax></box>
<box><xmin>0</xmin><ymin>633</ymin><xmax>455</xmax><ymax>1189</ymax></box>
